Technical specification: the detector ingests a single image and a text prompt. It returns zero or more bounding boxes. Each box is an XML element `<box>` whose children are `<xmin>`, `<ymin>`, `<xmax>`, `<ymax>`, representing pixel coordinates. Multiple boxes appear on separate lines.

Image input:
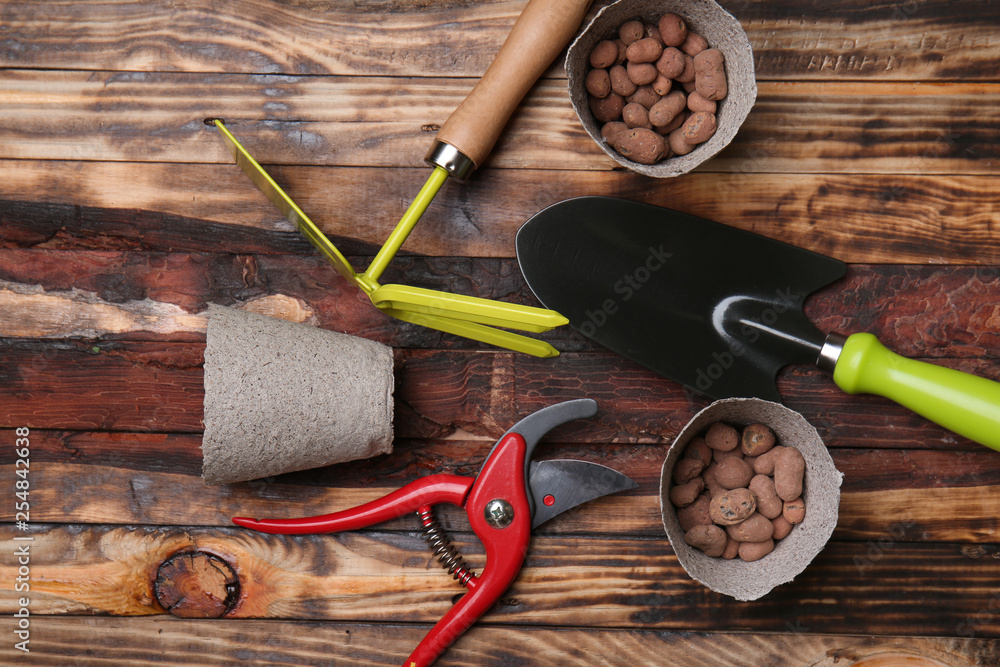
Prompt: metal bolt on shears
<box><xmin>233</xmin><ymin>399</ymin><xmax>636</xmax><ymax>667</ymax></box>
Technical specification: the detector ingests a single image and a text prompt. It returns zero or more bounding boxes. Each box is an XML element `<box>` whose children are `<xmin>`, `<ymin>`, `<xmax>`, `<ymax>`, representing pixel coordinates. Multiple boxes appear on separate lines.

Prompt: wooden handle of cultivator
<box><xmin>429</xmin><ymin>0</ymin><xmax>593</xmax><ymax>176</ymax></box>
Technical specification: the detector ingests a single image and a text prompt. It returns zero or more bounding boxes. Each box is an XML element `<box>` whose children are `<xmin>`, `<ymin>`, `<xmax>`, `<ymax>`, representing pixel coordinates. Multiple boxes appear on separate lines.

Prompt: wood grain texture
<box><xmin>0</xmin><ymin>0</ymin><xmax>545</xmax><ymax>77</ymax></box>
<box><xmin>2</xmin><ymin>71</ymin><xmax>999</xmax><ymax>173</ymax></box>
<box><xmin>3</xmin><ymin>447</ymin><xmax>1000</xmax><ymax>542</ymax></box>
<box><xmin>0</xmin><ymin>246</ymin><xmax>995</xmax><ymax>448</ymax></box>
<box><xmin>2</xmin><ymin>618</ymin><xmax>997</xmax><ymax>666</ymax></box>
<box><xmin>0</xmin><ymin>251</ymin><xmax>997</xmax><ymax>357</ymax></box>
<box><xmin>747</xmin><ymin>1</ymin><xmax>1000</xmax><ymax>82</ymax></box>
<box><xmin>0</xmin><ymin>338</ymin><xmax>997</xmax><ymax>450</ymax></box>
<box><xmin>154</xmin><ymin>551</ymin><xmax>241</xmax><ymax>618</ymax></box>
<box><xmin>2</xmin><ymin>0</ymin><xmax>997</xmax><ymax>81</ymax></box>
<box><xmin>2</xmin><ymin>0</ymin><xmax>999</xmax><ymax>661</ymax></box>
<box><xmin>3</xmin><ymin>167</ymin><xmax>1000</xmax><ymax>264</ymax></box>
<box><xmin>3</xmin><ymin>523</ymin><xmax>1000</xmax><ymax>640</ymax></box>
<box><xmin>11</xmin><ymin>429</ymin><xmax>1000</xmax><ymax>496</ymax></box>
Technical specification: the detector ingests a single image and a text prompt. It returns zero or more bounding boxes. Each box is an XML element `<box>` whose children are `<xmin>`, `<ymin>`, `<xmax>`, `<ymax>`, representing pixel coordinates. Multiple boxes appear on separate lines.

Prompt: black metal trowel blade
<box><xmin>515</xmin><ymin>197</ymin><xmax>847</xmax><ymax>401</ymax></box>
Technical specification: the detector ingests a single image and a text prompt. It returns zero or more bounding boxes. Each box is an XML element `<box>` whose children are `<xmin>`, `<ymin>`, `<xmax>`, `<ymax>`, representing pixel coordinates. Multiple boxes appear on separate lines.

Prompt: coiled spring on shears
<box><xmin>418</xmin><ymin>506</ymin><xmax>477</xmax><ymax>587</ymax></box>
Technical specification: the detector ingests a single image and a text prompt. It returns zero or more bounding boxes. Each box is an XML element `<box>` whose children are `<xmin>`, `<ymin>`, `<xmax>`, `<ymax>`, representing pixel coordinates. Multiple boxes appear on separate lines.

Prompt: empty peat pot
<box><xmin>660</xmin><ymin>398</ymin><xmax>842</xmax><ymax>601</ymax></box>
<box><xmin>566</xmin><ymin>0</ymin><xmax>757</xmax><ymax>177</ymax></box>
<box><xmin>201</xmin><ymin>304</ymin><xmax>395</xmax><ymax>485</ymax></box>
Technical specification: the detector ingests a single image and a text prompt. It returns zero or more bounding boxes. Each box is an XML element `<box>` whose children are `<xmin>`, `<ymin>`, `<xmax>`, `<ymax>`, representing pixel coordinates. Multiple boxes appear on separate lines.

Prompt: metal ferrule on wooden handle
<box><xmin>425</xmin><ymin>0</ymin><xmax>593</xmax><ymax>179</ymax></box>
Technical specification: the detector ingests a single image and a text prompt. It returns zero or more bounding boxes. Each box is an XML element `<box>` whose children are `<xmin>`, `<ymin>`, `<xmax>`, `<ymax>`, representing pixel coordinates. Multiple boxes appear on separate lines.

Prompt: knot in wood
<box><xmin>154</xmin><ymin>550</ymin><xmax>239</xmax><ymax>618</ymax></box>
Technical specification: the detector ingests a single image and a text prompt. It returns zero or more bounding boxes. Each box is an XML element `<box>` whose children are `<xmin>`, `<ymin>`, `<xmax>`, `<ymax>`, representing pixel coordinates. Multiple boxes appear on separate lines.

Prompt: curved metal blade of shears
<box><xmin>527</xmin><ymin>459</ymin><xmax>637</xmax><ymax>529</ymax></box>
<box><xmin>479</xmin><ymin>398</ymin><xmax>636</xmax><ymax>523</ymax></box>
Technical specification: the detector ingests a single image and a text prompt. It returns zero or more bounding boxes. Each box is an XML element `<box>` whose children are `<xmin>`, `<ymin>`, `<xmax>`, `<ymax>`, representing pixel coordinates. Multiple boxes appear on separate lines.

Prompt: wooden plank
<box><xmin>731</xmin><ymin>81</ymin><xmax>1000</xmax><ymax>176</ymax></box>
<box><xmin>0</xmin><ymin>70</ymin><xmax>580</xmax><ymax>169</ymax></box>
<box><xmin>2</xmin><ymin>0</ymin><xmax>998</xmax><ymax>82</ymax></box>
<box><xmin>0</xmin><ymin>337</ymin><xmax>996</xmax><ymax>448</ymax></box>
<box><xmin>2</xmin><ymin>443</ymin><xmax>1000</xmax><ymax>541</ymax></box>
<box><xmin>3</xmin><ymin>524</ymin><xmax>1000</xmax><ymax>639</ymax></box>
<box><xmin>0</xmin><ymin>251</ymin><xmax>997</xmax><ymax>356</ymax></box>
<box><xmin>2</xmin><ymin>618</ymin><xmax>997</xmax><ymax>666</ymax></box>
<box><xmin>748</xmin><ymin>1</ymin><xmax>1000</xmax><ymax>82</ymax></box>
<box><xmin>0</xmin><ymin>0</ymin><xmax>548</xmax><ymax>78</ymax></box>
<box><xmin>0</xmin><ymin>335</ymin><xmax>994</xmax><ymax>445</ymax></box>
<box><xmin>3</xmin><ymin>71</ymin><xmax>999</xmax><ymax>174</ymax></box>
<box><xmin>0</xmin><ymin>340</ymin><xmax>206</xmax><ymax>433</ymax></box>
<box><xmin>12</xmin><ymin>429</ymin><xmax>1000</xmax><ymax>496</ymax></box>
<box><xmin>0</xmin><ymin>252</ymin><xmax>996</xmax><ymax>449</ymax></box>
<box><xmin>3</xmin><ymin>165</ymin><xmax>1000</xmax><ymax>265</ymax></box>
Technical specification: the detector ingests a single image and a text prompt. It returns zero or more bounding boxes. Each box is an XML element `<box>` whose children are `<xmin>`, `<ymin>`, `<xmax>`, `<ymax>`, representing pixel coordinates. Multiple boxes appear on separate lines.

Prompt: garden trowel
<box><xmin>516</xmin><ymin>196</ymin><xmax>1000</xmax><ymax>451</ymax></box>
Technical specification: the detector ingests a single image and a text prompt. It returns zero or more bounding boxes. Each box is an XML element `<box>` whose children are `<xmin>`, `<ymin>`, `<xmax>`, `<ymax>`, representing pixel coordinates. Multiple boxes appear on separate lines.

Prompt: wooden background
<box><xmin>2</xmin><ymin>0</ymin><xmax>999</xmax><ymax>664</ymax></box>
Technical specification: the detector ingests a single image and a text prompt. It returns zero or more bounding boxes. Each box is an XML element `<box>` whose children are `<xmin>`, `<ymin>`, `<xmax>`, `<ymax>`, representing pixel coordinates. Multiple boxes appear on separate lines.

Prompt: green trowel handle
<box><xmin>833</xmin><ymin>333</ymin><xmax>1000</xmax><ymax>451</ymax></box>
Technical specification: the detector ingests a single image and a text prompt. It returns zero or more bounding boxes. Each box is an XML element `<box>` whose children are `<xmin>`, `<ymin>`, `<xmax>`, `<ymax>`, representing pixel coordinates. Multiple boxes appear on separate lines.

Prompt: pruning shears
<box><xmin>233</xmin><ymin>399</ymin><xmax>636</xmax><ymax>666</ymax></box>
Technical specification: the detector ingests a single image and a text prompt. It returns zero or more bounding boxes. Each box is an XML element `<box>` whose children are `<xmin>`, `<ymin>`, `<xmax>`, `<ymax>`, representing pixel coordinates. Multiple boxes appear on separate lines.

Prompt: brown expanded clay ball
<box><xmin>614</xmin><ymin>128</ymin><xmax>668</xmax><ymax>165</ymax></box>
<box><xmin>648</xmin><ymin>90</ymin><xmax>686</xmax><ymax>129</ymax></box>
<box><xmin>705</xmin><ymin>422</ymin><xmax>738</xmax><ymax>451</ymax></box>
<box><xmin>585</xmin><ymin>68</ymin><xmax>611</xmax><ymax>98</ymax></box>
<box><xmin>774</xmin><ymin>447</ymin><xmax>806</xmax><ymax>501</ymax></box>
<box><xmin>600</xmin><ymin>121</ymin><xmax>629</xmax><ymax>146</ymax></box>
<box><xmin>670</xmin><ymin>421</ymin><xmax>807</xmax><ymax>563</ymax></box>
<box><xmin>609</xmin><ymin>65</ymin><xmax>637</xmax><ymax>97</ymax></box>
<box><xmin>714</xmin><ymin>455</ymin><xmax>753</xmax><ymax>489</ymax></box>
<box><xmin>619</xmin><ymin>20</ymin><xmax>645</xmax><ymax>46</ymax></box>
<box><xmin>589</xmin><ymin>40</ymin><xmax>619</xmax><ymax>69</ymax></box>
<box><xmin>626</xmin><ymin>37</ymin><xmax>663</xmax><ymax>64</ymax></box>
<box><xmin>679</xmin><ymin>111</ymin><xmax>717</xmax><ymax>145</ymax></box>
<box><xmin>693</xmin><ymin>48</ymin><xmax>727</xmax><ymax>101</ymax></box>
<box><xmin>683</xmin><ymin>524</ymin><xmax>727</xmax><ymax>557</ymax></box>
<box><xmin>684</xmin><ymin>437</ymin><xmax>711</xmax><ymax>466</ymax></box>
<box><xmin>742</xmin><ymin>422</ymin><xmax>776</xmax><ymax>456</ymax></box>
<box><xmin>709</xmin><ymin>488</ymin><xmax>755</xmax><ymax>525</ymax></box>
<box><xmin>658</xmin><ymin>13</ymin><xmax>687</xmax><ymax>47</ymax></box>
<box><xmin>589</xmin><ymin>92</ymin><xmax>625</xmax><ymax>123</ymax></box>
<box><xmin>622</xmin><ymin>102</ymin><xmax>652</xmax><ymax>130</ymax></box>
<box><xmin>586</xmin><ymin>12</ymin><xmax>726</xmax><ymax>165</ymax></box>
<box><xmin>628</xmin><ymin>84</ymin><xmax>661</xmax><ymax>109</ymax></box>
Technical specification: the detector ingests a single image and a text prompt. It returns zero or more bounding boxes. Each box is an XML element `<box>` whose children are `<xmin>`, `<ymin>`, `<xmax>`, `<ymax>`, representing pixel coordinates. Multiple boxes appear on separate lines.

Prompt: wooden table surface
<box><xmin>2</xmin><ymin>1</ymin><xmax>999</xmax><ymax>665</ymax></box>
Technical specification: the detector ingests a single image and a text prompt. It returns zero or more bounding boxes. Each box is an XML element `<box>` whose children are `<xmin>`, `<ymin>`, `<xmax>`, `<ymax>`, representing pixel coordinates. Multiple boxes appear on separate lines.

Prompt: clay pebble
<box><xmin>726</xmin><ymin>513</ymin><xmax>774</xmax><ymax>543</ymax></box>
<box><xmin>774</xmin><ymin>447</ymin><xmax>805</xmax><ymax>501</ymax></box>
<box><xmin>783</xmin><ymin>497</ymin><xmax>806</xmax><ymax>524</ymax></box>
<box><xmin>693</xmin><ymin>48</ymin><xmax>727</xmax><ymax>101</ymax></box>
<box><xmin>614</xmin><ymin>127</ymin><xmax>668</xmax><ymax>165</ymax></box>
<box><xmin>669</xmin><ymin>476</ymin><xmax>705</xmax><ymax>507</ymax></box>
<box><xmin>673</xmin><ymin>457</ymin><xmax>705</xmax><ymax>484</ymax></box>
<box><xmin>741</xmin><ymin>423</ymin><xmax>776</xmax><ymax>456</ymax></box>
<box><xmin>749</xmin><ymin>474</ymin><xmax>783</xmax><ymax>520</ymax></box>
<box><xmin>677</xmin><ymin>494</ymin><xmax>713</xmax><ymax>531</ymax></box>
<box><xmin>684</xmin><ymin>524</ymin><xmax>727</xmax><ymax>557</ymax></box>
<box><xmin>709</xmin><ymin>488</ymin><xmax>756</xmax><ymax>525</ymax></box>
<box><xmin>585</xmin><ymin>68</ymin><xmax>611</xmax><ymax>98</ymax></box>
<box><xmin>684</xmin><ymin>437</ymin><xmax>712</xmax><ymax>466</ymax></box>
<box><xmin>738</xmin><ymin>538</ymin><xmax>774</xmax><ymax>562</ymax></box>
<box><xmin>589</xmin><ymin>40</ymin><xmax>618</xmax><ymax>68</ymax></box>
<box><xmin>714</xmin><ymin>456</ymin><xmax>753</xmax><ymax>489</ymax></box>
<box><xmin>705</xmin><ymin>422</ymin><xmax>739</xmax><ymax>451</ymax></box>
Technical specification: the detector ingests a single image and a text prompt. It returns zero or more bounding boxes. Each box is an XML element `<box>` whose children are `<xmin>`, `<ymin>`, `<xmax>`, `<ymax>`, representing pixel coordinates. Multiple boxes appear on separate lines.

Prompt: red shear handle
<box><xmin>406</xmin><ymin>433</ymin><xmax>532</xmax><ymax>667</ymax></box>
<box><xmin>232</xmin><ymin>475</ymin><xmax>474</xmax><ymax>535</ymax></box>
